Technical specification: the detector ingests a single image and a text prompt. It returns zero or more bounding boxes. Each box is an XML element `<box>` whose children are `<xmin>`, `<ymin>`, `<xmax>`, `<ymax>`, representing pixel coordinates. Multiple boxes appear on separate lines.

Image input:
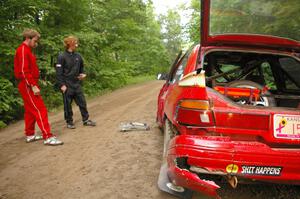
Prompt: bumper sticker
<box><xmin>226</xmin><ymin>164</ymin><xmax>239</xmax><ymax>173</ymax></box>
<box><xmin>241</xmin><ymin>166</ymin><xmax>282</xmax><ymax>176</ymax></box>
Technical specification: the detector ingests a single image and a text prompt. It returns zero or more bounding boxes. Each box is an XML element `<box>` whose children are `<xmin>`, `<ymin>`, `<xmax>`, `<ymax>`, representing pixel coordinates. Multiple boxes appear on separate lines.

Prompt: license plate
<box><xmin>274</xmin><ymin>114</ymin><xmax>300</xmax><ymax>139</ymax></box>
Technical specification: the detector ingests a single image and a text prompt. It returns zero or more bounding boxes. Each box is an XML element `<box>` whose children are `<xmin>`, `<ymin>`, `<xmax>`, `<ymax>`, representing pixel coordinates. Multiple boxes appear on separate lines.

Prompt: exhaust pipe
<box><xmin>227</xmin><ymin>175</ymin><xmax>238</xmax><ymax>188</ymax></box>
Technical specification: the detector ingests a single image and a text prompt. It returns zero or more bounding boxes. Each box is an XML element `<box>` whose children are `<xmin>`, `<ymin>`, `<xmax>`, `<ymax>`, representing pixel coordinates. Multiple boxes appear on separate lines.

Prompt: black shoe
<box><xmin>83</xmin><ymin>120</ymin><xmax>96</xmax><ymax>126</ymax></box>
<box><xmin>67</xmin><ymin>123</ymin><xmax>76</xmax><ymax>129</ymax></box>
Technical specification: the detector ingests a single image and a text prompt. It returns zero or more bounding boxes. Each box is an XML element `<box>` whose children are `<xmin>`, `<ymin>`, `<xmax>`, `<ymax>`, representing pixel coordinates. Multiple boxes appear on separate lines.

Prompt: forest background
<box><xmin>0</xmin><ymin>0</ymin><xmax>189</xmax><ymax>127</ymax></box>
<box><xmin>1</xmin><ymin>0</ymin><xmax>299</xmax><ymax>127</ymax></box>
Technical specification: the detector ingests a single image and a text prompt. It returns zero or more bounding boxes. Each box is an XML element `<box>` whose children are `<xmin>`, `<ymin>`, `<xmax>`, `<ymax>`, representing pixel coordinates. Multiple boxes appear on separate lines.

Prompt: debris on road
<box><xmin>119</xmin><ymin>122</ymin><xmax>150</xmax><ymax>132</ymax></box>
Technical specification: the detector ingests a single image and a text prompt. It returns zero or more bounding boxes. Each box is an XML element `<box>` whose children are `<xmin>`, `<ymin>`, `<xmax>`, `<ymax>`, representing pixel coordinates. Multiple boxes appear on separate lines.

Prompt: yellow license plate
<box><xmin>274</xmin><ymin>114</ymin><xmax>300</xmax><ymax>139</ymax></box>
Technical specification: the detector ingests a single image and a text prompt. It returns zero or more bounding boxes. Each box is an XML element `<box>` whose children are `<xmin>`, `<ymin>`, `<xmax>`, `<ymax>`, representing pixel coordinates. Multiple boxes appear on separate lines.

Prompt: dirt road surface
<box><xmin>0</xmin><ymin>80</ymin><xmax>299</xmax><ymax>199</ymax></box>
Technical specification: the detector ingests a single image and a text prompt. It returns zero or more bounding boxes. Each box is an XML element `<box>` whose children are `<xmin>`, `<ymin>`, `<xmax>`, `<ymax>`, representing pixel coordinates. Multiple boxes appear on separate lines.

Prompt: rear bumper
<box><xmin>167</xmin><ymin>163</ymin><xmax>220</xmax><ymax>198</ymax></box>
<box><xmin>166</xmin><ymin>135</ymin><xmax>300</xmax><ymax>197</ymax></box>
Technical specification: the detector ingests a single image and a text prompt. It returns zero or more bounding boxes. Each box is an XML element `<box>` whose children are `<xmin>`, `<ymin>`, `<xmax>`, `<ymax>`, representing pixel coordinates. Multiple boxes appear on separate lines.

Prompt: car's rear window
<box><xmin>210</xmin><ymin>0</ymin><xmax>300</xmax><ymax>41</ymax></box>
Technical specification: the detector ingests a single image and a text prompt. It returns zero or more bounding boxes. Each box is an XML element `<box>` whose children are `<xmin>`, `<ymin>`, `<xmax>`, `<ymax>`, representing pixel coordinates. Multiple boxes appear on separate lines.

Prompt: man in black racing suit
<box><xmin>56</xmin><ymin>36</ymin><xmax>96</xmax><ymax>129</ymax></box>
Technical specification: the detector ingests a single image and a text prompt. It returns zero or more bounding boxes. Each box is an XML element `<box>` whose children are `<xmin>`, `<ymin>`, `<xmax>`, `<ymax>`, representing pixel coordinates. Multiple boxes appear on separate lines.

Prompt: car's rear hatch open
<box><xmin>200</xmin><ymin>0</ymin><xmax>300</xmax><ymax>52</ymax></box>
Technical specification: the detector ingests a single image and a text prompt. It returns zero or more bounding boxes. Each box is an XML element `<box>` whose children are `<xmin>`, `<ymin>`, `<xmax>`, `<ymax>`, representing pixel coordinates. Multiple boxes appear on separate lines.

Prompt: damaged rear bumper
<box><xmin>164</xmin><ymin>135</ymin><xmax>300</xmax><ymax>198</ymax></box>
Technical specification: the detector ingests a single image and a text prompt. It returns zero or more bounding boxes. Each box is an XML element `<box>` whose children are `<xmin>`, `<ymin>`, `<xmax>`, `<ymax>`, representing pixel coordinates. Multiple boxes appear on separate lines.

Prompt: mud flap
<box><xmin>158</xmin><ymin>163</ymin><xmax>193</xmax><ymax>199</ymax></box>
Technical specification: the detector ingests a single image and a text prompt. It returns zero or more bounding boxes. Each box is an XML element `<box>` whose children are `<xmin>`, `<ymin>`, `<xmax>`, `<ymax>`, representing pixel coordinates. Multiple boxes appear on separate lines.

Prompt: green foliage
<box><xmin>187</xmin><ymin>0</ymin><xmax>200</xmax><ymax>43</ymax></box>
<box><xmin>0</xmin><ymin>77</ymin><xmax>23</xmax><ymax>125</ymax></box>
<box><xmin>0</xmin><ymin>0</ymin><xmax>178</xmax><ymax>127</ymax></box>
<box><xmin>159</xmin><ymin>9</ymin><xmax>184</xmax><ymax>64</ymax></box>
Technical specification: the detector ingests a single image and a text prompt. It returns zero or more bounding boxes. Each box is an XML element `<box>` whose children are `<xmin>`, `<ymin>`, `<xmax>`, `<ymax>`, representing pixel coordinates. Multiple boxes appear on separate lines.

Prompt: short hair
<box><xmin>22</xmin><ymin>29</ymin><xmax>40</xmax><ymax>40</ymax></box>
<box><xmin>63</xmin><ymin>36</ymin><xmax>78</xmax><ymax>49</ymax></box>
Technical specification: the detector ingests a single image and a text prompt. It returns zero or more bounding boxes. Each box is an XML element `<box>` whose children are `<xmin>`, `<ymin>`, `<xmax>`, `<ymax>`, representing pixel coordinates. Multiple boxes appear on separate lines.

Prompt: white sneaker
<box><xmin>43</xmin><ymin>137</ymin><xmax>64</xmax><ymax>146</ymax></box>
<box><xmin>26</xmin><ymin>135</ymin><xmax>43</xmax><ymax>143</ymax></box>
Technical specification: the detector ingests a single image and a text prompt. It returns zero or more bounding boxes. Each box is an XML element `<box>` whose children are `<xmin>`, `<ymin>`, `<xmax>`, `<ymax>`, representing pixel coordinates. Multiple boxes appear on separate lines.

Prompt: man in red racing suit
<box><xmin>14</xmin><ymin>29</ymin><xmax>63</xmax><ymax>146</ymax></box>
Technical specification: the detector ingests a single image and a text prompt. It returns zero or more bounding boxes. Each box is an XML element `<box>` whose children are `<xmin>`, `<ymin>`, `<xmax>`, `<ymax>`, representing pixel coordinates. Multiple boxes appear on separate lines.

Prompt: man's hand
<box><xmin>31</xmin><ymin>85</ymin><xmax>40</xmax><ymax>95</ymax></box>
<box><xmin>61</xmin><ymin>85</ymin><xmax>67</xmax><ymax>93</ymax></box>
<box><xmin>78</xmin><ymin>73</ymin><xmax>87</xmax><ymax>80</ymax></box>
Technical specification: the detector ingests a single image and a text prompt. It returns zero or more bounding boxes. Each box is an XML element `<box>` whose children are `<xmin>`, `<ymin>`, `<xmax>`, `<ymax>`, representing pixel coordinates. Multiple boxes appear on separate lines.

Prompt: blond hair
<box><xmin>22</xmin><ymin>29</ymin><xmax>40</xmax><ymax>40</ymax></box>
<box><xmin>63</xmin><ymin>36</ymin><xmax>78</xmax><ymax>49</ymax></box>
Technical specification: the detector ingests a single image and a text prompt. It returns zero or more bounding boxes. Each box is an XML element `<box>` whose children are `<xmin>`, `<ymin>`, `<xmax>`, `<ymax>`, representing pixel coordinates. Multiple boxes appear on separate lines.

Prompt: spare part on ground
<box><xmin>119</xmin><ymin>122</ymin><xmax>150</xmax><ymax>132</ymax></box>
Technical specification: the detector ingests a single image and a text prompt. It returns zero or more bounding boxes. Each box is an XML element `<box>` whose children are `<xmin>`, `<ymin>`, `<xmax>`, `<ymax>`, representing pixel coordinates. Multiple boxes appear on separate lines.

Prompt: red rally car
<box><xmin>157</xmin><ymin>0</ymin><xmax>300</xmax><ymax>198</ymax></box>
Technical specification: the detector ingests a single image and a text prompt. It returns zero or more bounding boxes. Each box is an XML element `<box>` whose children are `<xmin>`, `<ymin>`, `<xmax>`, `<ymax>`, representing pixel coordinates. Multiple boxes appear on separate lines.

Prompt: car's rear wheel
<box><xmin>227</xmin><ymin>80</ymin><xmax>276</xmax><ymax>107</ymax></box>
<box><xmin>163</xmin><ymin>119</ymin><xmax>174</xmax><ymax>158</ymax></box>
<box><xmin>159</xmin><ymin>120</ymin><xmax>192</xmax><ymax>196</ymax></box>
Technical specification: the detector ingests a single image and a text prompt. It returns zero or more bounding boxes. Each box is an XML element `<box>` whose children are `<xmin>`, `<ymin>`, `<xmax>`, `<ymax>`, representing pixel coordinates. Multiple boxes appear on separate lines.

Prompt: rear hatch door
<box><xmin>201</xmin><ymin>0</ymin><xmax>300</xmax><ymax>51</ymax></box>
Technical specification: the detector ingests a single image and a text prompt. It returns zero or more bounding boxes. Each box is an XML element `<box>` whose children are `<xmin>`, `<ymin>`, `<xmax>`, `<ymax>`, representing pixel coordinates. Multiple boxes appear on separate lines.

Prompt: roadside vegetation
<box><xmin>0</xmin><ymin>0</ymin><xmax>183</xmax><ymax>127</ymax></box>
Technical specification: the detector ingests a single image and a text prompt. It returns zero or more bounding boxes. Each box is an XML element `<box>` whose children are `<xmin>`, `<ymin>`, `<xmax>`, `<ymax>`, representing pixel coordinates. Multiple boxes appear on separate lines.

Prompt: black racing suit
<box><xmin>56</xmin><ymin>51</ymin><xmax>89</xmax><ymax>124</ymax></box>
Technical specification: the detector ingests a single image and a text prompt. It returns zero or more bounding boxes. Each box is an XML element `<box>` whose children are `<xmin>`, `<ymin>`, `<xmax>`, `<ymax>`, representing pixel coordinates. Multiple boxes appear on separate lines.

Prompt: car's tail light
<box><xmin>179</xmin><ymin>100</ymin><xmax>209</xmax><ymax>110</ymax></box>
<box><xmin>176</xmin><ymin>99</ymin><xmax>214</xmax><ymax>126</ymax></box>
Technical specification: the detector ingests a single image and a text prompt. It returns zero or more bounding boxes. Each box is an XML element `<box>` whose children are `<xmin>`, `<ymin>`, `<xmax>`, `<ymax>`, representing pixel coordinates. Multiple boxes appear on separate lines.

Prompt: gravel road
<box><xmin>0</xmin><ymin>80</ymin><xmax>299</xmax><ymax>199</ymax></box>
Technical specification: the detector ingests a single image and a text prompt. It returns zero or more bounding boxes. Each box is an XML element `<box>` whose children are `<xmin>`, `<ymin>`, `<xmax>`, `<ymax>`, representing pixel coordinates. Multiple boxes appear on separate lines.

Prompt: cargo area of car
<box><xmin>203</xmin><ymin>50</ymin><xmax>300</xmax><ymax>108</ymax></box>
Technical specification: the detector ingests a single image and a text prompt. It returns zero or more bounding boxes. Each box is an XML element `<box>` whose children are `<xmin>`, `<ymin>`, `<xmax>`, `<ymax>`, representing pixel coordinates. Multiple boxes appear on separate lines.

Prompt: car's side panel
<box><xmin>156</xmin><ymin>82</ymin><xmax>168</xmax><ymax>127</ymax></box>
<box><xmin>163</xmin><ymin>84</ymin><xmax>183</xmax><ymax>123</ymax></box>
<box><xmin>182</xmin><ymin>45</ymin><xmax>200</xmax><ymax>76</ymax></box>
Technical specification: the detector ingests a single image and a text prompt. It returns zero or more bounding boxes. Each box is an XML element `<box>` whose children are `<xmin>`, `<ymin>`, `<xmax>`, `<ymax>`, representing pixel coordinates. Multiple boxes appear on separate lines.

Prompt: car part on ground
<box><xmin>119</xmin><ymin>122</ymin><xmax>150</xmax><ymax>132</ymax></box>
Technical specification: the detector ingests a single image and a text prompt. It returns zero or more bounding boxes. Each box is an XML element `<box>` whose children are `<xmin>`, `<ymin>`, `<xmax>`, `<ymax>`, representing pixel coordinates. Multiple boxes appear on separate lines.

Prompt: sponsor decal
<box><xmin>241</xmin><ymin>166</ymin><xmax>282</xmax><ymax>176</ymax></box>
<box><xmin>226</xmin><ymin>164</ymin><xmax>239</xmax><ymax>174</ymax></box>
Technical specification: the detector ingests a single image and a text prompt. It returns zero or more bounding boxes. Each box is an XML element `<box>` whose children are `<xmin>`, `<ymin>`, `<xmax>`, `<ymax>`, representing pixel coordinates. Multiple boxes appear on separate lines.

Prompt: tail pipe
<box><xmin>227</xmin><ymin>175</ymin><xmax>238</xmax><ymax>188</ymax></box>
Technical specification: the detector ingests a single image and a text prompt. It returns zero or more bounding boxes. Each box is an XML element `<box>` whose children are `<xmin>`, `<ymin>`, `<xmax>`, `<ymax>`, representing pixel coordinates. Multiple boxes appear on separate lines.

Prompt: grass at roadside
<box><xmin>126</xmin><ymin>75</ymin><xmax>156</xmax><ymax>85</ymax></box>
<box><xmin>94</xmin><ymin>74</ymin><xmax>156</xmax><ymax>95</ymax></box>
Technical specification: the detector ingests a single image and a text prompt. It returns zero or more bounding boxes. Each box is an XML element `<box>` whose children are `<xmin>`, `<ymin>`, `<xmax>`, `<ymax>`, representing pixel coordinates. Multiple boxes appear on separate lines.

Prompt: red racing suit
<box><xmin>14</xmin><ymin>43</ymin><xmax>53</xmax><ymax>139</ymax></box>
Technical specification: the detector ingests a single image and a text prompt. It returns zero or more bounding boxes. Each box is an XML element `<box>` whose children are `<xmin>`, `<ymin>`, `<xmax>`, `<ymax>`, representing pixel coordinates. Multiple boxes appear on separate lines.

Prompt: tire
<box><xmin>163</xmin><ymin>119</ymin><xmax>174</xmax><ymax>159</ymax></box>
<box><xmin>227</xmin><ymin>80</ymin><xmax>276</xmax><ymax>107</ymax></box>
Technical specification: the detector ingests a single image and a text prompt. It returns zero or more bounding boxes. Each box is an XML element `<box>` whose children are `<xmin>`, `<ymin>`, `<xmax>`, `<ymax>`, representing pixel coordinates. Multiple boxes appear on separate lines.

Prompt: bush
<box><xmin>0</xmin><ymin>77</ymin><xmax>23</xmax><ymax>127</ymax></box>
